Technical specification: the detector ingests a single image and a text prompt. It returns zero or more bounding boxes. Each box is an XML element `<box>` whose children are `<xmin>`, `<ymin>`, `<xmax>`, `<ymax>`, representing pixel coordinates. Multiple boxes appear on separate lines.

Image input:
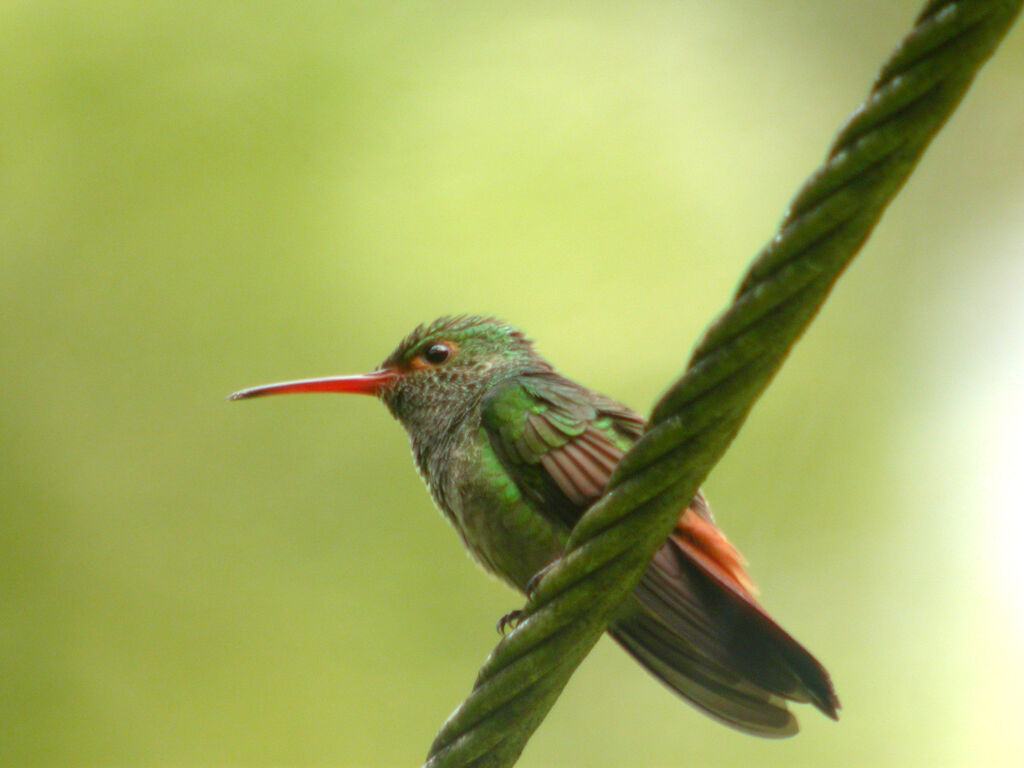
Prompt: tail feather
<box><xmin>609</xmin><ymin>517</ymin><xmax>839</xmax><ymax>736</ymax></box>
<box><xmin>611</xmin><ymin>614</ymin><xmax>799</xmax><ymax>737</ymax></box>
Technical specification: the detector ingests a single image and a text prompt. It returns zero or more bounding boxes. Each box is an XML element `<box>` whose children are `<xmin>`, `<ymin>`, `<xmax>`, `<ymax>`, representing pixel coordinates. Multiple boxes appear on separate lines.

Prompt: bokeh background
<box><xmin>3</xmin><ymin>2</ymin><xmax>1023</xmax><ymax>767</ymax></box>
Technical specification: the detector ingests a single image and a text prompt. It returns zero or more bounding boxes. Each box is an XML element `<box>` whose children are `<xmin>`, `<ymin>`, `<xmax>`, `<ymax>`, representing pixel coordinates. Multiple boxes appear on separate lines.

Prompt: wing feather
<box><xmin>520</xmin><ymin>417</ymin><xmax>549</xmax><ymax>457</ymax></box>
<box><xmin>538</xmin><ymin>453</ymin><xmax>585</xmax><ymax>505</ymax></box>
<box><xmin>527</xmin><ymin>410</ymin><xmax>566</xmax><ymax>447</ymax></box>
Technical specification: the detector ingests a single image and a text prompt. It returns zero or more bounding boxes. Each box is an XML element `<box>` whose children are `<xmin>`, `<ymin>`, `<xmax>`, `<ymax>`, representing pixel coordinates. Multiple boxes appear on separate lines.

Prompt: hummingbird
<box><xmin>231</xmin><ymin>315</ymin><xmax>839</xmax><ymax>736</ymax></box>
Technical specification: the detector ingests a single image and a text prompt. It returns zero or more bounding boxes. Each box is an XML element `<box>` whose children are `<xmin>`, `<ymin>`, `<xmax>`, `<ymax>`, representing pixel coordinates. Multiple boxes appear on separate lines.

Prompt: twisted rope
<box><xmin>424</xmin><ymin>2</ymin><xmax>1022</xmax><ymax>766</ymax></box>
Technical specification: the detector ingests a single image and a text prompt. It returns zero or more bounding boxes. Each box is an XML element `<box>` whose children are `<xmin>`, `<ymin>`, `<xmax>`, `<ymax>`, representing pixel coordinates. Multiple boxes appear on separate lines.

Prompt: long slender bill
<box><xmin>229</xmin><ymin>369</ymin><xmax>399</xmax><ymax>400</ymax></box>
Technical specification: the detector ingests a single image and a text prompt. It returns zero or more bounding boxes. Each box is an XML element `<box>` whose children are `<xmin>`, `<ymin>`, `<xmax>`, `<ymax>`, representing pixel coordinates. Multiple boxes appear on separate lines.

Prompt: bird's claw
<box><xmin>525</xmin><ymin>561</ymin><xmax>555</xmax><ymax>598</ymax></box>
<box><xmin>496</xmin><ymin>562</ymin><xmax>559</xmax><ymax>635</ymax></box>
<box><xmin>496</xmin><ymin>609</ymin><xmax>525</xmax><ymax>635</ymax></box>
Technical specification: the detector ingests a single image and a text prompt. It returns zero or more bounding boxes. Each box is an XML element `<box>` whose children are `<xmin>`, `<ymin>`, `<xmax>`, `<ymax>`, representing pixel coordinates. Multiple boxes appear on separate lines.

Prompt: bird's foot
<box><xmin>496</xmin><ymin>609</ymin><xmax>525</xmax><ymax>635</ymax></box>
<box><xmin>496</xmin><ymin>562</ymin><xmax>560</xmax><ymax>635</ymax></box>
<box><xmin>525</xmin><ymin>561</ymin><xmax>556</xmax><ymax>598</ymax></box>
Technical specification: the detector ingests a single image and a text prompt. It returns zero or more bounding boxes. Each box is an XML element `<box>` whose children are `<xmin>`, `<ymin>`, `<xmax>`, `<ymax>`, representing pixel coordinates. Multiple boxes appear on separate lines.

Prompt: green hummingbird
<box><xmin>231</xmin><ymin>315</ymin><xmax>838</xmax><ymax>736</ymax></box>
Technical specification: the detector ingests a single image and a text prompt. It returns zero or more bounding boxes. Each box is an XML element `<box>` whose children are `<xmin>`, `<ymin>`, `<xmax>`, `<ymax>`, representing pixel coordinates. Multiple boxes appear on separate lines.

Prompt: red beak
<box><xmin>228</xmin><ymin>369</ymin><xmax>400</xmax><ymax>400</ymax></box>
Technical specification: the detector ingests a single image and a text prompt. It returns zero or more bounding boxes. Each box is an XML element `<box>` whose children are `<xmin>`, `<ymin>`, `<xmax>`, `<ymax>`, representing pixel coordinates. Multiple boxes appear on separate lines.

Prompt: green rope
<box><xmin>423</xmin><ymin>2</ymin><xmax>1022</xmax><ymax>766</ymax></box>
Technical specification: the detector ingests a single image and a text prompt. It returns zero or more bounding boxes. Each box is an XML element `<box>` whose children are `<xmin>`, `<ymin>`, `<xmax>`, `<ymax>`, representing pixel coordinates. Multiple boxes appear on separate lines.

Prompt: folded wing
<box><xmin>482</xmin><ymin>374</ymin><xmax>838</xmax><ymax>736</ymax></box>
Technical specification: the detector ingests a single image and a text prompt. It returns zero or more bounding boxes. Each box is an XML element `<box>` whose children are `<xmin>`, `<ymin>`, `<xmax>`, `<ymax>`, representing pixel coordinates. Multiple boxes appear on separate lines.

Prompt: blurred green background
<box><xmin>2</xmin><ymin>2</ymin><xmax>1023</xmax><ymax>767</ymax></box>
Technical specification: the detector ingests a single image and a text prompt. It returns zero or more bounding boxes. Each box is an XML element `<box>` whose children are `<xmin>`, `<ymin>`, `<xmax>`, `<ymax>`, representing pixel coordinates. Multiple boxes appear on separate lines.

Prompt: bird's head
<box><xmin>230</xmin><ymin>315</ymin><xmax>549</xmax><ymax>432</ymax></box>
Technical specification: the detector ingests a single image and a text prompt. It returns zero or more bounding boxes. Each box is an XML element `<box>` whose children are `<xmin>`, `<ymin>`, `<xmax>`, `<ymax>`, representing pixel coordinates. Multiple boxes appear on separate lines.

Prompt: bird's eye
<box><xmin>424</xmin><ymin>343</ymin><xmax>452</xmax><ymax>365</ymax></box>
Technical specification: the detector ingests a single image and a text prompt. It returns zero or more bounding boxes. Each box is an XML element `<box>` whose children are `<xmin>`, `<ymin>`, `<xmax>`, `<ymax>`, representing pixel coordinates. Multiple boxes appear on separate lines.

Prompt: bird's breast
<box><xmin>426</xmin><ymin>428</ymin><xmax>566</xmax><ymax>591</ymax></box>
